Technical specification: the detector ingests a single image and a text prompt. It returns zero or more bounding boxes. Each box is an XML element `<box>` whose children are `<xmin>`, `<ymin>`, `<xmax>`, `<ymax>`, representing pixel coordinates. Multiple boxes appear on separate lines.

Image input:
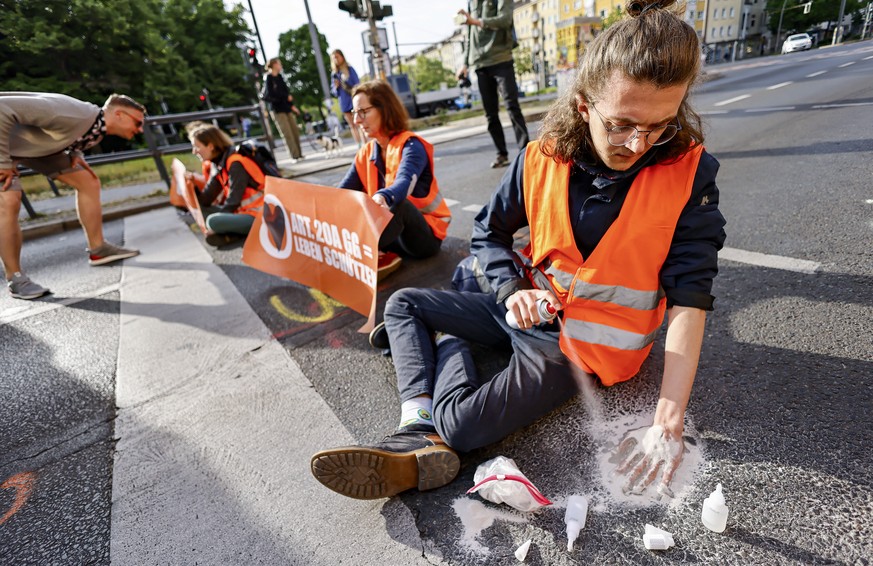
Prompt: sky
<box><xmin>236</xmin><ymin>0</ymin><xmax>462</xmax><ymax>76</ymax></box>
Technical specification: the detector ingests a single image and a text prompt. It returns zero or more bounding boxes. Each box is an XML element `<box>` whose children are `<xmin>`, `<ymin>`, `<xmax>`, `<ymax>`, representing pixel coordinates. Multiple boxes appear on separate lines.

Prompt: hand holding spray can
<box><xmin>505</xmin><ymin>298</ymin><xmax>558</xmax><ymax>329</ymax></box>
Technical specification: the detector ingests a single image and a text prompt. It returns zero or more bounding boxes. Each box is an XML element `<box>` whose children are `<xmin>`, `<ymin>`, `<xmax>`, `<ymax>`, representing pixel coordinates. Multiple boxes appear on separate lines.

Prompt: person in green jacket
<box><xmin>457</xmin><ymin>0</ymin><xmax>530</xmax><ymax>168</ymax></box>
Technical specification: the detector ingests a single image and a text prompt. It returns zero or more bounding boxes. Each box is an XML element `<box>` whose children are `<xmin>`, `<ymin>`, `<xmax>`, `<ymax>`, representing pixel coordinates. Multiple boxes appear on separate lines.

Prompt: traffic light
<box><xmin>371</xmin><ymin>1</ymin><xmax>393</xmax><ymax>20</ymax></box>
<box><xmin>338</xmin><ymin>0</ymin><xmax>363</xmax><ymax>19</ymax></box>
<box><xmin>247</xmin><ymin>45</ymin><xmax>258</xmax><ymax>67</ymax></box>
<box><xmin>199</xmin><ymin>88</ymin><xmax>211</xmax><ymax>109</ymax></box>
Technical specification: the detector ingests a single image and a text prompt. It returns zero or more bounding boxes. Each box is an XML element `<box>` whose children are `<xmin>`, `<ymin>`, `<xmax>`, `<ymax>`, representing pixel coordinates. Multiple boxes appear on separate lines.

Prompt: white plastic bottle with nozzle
<box><xmin>564</xmin><ymin>495</ymin><xmax>588</xmax><ymax>551</ymax></box>
<box><xmin>701</xmin><ymin>483</ymin><xmax>729</xmax><ymax>533</ymax></box>
<box><xmin>505</xmin><ymin>298</ymin><xmax>558</xmax><ymax>329</ymax></box>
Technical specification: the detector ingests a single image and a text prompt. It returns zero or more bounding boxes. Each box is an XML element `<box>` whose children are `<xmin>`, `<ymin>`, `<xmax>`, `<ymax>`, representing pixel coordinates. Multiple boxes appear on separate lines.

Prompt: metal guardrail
<box><xmin>19</xmin><ymin>104</ymin><xmax>274</xmax><ymax>220</ymax></box>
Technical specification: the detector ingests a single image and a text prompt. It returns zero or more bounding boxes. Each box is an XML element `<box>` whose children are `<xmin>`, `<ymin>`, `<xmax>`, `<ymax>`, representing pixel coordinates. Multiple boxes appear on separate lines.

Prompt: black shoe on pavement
<box><xmin>310</xmin><ymin>424</ymin><xmax>460</xmax><ymax>500</ymax></box>
<box><xmin>368</xmin><ymin>321</ymin><xmax>390</xmax><ymax>350</ymax></box>
<box><xmin>490</xmin><ymin>154</ymin><xmax>510</xmax><ymax>168</ymax></box>
<box><xmin>205</xmin><ymin>233</ymin><xmax>242</xmax><ymax>247</ymax></box>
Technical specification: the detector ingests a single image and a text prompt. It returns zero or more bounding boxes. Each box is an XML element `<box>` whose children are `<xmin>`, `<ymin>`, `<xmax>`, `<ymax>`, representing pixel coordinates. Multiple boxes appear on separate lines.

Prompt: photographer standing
<box><xmin>457</xmin><ymin>0</ymin><xmax>529</xmax><ymax>168</ymax></box>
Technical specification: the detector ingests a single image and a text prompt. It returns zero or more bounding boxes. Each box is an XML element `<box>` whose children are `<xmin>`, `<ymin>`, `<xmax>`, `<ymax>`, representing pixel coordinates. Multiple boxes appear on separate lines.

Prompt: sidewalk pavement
<box><xmin>19</xmin><ymin>100</ymin><xmax>553</xmax><ymax>242</ymax></box>
<box><xmin>111</xmin><ymin>208</ymin><xmax>438</xmax><ymax>564</ymax></box>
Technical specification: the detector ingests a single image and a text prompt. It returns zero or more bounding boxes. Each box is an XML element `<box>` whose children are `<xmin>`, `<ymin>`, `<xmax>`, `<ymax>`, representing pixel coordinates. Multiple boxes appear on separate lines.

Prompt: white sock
<box><xmin>399</xmin><ymin>397</ymin><xmax>434</xmax><ymax>429</ymax></box>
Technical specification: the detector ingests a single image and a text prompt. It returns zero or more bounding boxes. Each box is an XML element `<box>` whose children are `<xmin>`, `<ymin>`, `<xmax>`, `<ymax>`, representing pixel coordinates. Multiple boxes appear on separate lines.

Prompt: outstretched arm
<box><xmin>614</xmin><ymin>306</ymin><xmax>706</xmax><ymax>496</ymax></box>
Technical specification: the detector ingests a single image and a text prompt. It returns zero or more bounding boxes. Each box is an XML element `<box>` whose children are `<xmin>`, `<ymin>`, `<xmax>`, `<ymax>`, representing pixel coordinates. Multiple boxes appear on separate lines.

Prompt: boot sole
<box><xmin>311</xmin><ymin>445</ymin><xmax>459</xmax><ymax>500</ymax></box>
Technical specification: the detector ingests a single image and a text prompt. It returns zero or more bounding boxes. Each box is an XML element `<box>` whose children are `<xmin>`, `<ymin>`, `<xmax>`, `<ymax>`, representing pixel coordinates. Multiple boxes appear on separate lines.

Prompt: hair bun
<box><xmin>627</xmin><ymin>0</ymin><xmax>676</xmax><ymax>16</ymax></box>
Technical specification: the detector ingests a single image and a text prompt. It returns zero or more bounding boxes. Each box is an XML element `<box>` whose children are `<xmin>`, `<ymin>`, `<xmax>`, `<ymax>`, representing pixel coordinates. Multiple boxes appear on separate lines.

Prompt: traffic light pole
<box><xmin>364</xmin><ymin>0</ymin><xmax>387</xmax><ymax>80</ymax></box>
<box><xmin>304</xmin><ymin>0</ymin><xmax>332</xmax><ymax>116</ymax></box>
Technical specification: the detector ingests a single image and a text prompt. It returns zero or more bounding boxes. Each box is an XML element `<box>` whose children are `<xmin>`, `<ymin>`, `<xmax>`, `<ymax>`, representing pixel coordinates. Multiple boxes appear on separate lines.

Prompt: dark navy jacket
<box><xmin>471</xmin><ymin>146</ymin><xmax>727</xmax><ymax>310</ymax></box>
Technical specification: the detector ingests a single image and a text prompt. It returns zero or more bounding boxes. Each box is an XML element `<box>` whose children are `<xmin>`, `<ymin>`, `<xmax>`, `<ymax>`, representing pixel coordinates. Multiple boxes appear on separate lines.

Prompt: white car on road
<box><xmin>782</xmin><ymin>33</ymin><xmax>813</xmax><ymax>54</ymax></box>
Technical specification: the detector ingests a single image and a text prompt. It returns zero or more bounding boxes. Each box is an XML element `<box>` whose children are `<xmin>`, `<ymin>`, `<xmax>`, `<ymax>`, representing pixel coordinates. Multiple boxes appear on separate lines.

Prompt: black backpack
<box><xmin>235</xmin><ymin>140</ymin><xmax>282</xmax><ymax>178</ymax></box>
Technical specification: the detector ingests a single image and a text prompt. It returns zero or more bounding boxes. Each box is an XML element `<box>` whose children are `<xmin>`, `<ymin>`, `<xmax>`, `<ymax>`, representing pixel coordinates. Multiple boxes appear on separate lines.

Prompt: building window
<box><xmin>727</xmin><ymin>24</ymin><xmax>733</xmax><ymax>36</ymax></box>
<box><xmin>719</xmin><ymin>26</ymin><xmax>724</xmax><ymax>37</ymax></box>
<box><xmin>721</xmin><ymin>8</ymin><xmax>726</xmax><ymax>18</ymax></box>
<box><xmin>697</xmin><ymin>10</ymin><xmax>704</xmax><ymax>19</ymax></box>
<box><xmin>713</xmin><ymin>9</ymin><xmax>718</xmax><ymax>19</ymax></box>
<box><xmin>729</xmin><ymin>7</ymin><xmax>735</xmax><ymax>17</ymax></box>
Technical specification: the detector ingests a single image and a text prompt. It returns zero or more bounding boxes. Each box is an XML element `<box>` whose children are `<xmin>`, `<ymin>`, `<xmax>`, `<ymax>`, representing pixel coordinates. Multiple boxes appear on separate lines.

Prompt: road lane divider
<box><xmin>719</xmin><ymin>246</ymin><xmax>820</xmax><ymax>274</ymax></box>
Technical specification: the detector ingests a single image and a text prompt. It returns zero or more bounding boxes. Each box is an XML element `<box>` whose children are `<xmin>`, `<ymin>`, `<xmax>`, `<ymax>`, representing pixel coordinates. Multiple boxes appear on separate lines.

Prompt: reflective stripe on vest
<box><xmin>522</xmin><ymin>141</ymin><xmax>703</xmax><ymax>385</ymax></box>
<box><xmin>353</xmin><ymin>132</ymin><xmax>452</xmax><ymax>240</ymax></box>
<box><xmin>223</xmin><ymin>153</ymin><xmax>265</xmax><ymax>216</ymax></box>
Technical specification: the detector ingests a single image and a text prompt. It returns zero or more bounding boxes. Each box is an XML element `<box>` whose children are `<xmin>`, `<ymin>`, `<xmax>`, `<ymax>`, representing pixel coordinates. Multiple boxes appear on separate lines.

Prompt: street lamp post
<box><xmin>774</xmin><ymin>0</ymin><xmax>789</xmax><ymax>54</ymax></box>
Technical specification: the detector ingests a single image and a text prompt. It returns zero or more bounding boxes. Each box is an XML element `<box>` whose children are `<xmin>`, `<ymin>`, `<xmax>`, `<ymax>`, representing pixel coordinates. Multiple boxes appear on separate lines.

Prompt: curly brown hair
<box><xmin>539</xmin><ymin>0</ymin><xmax>704</xmax><ymax>166</ymax></box>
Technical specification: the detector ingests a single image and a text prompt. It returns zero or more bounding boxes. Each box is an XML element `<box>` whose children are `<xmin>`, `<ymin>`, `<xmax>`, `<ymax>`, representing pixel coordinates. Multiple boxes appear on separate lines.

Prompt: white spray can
<box><xmin>565</xmin><ymin>495</ymin><xmax>588</xmax><ymax>551</ymax></box>
<box><xmin>701</xmin><ymin>483</ymin><xmax>729</xmax><ymax>533</ymax></box>
<box><xmin>505</xmin><ymin>298</ymin><xmax>558</xmax><ymax>329</ymax></box>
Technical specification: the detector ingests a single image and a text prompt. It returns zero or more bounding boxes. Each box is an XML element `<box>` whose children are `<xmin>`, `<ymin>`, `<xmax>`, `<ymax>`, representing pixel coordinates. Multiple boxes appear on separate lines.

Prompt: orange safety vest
<box><xmin>353</xmin><ymin>131</ymin><xmax>452</xmax><ymax>240</ymax></box>
<box><xmin>521</xmin><ymin>141</ymin><xmax>703</xmax><ymax>386</ymax></box>
<box><xmin>219</xmin><ymin>153</ymin><xmax>265</xmax><ymax>217</ymax></box>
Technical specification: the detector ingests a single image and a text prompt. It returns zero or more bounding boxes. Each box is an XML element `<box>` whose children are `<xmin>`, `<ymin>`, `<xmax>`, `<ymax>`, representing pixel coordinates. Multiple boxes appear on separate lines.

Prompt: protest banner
<box><xmin>171</xmin><ymin>158</ymin><xmax>207</xmax><ymax>233</ymax></box>
<box><xmin>242</xmin><ymin>177</ymin><xmax>393</xmax><ymax>332</ymax></box>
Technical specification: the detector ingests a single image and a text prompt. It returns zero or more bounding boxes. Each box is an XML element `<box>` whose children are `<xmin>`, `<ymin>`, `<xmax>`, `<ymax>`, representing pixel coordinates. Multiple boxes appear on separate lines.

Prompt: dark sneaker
<box><xmin>205</xmin><ymin>233</ymin><xmax>242</xmax><ymax>247</ymax></box>
<box><xmin>311</xmin><ymin>424</ymin><xmax>460</xmax><ymax>500</ymax></box>
<box><xmin>490</xmin><ymin>154</ymin><xmax>510</xmax><ymax>168</ymax></box>
<box><xmin>7</xmin><ymin>272</ymin><xmax>50</xmax><ymax>300</ymax></box>
<box><xmin>377</xmin><ymin>252</ymin><xmax>402</xmax><ymax>280</ymax></box>
<box><xmin>368</xmin><ymin>321</ymin><xmax>390</xmax><ymax>350</ymax></box>
<box><xmin>88</xmin><ymin>242</ymin><xmax>140</xmax><ymax>266</ymax></box>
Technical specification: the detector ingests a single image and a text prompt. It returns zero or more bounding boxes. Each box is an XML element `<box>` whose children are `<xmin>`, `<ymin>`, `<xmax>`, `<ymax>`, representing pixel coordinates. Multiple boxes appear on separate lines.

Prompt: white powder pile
<box><xmin>452</xmin><ymin>497</ymin><xmax>528</xmax><ymax>555</ymax></box>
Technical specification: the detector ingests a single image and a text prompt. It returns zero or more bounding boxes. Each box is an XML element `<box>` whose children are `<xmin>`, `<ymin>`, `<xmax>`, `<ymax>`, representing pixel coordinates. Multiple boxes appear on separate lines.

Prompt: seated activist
<box><xmin>336</xmin><ymin>80</ymin><xmax>452</xmax><ymax>278</ymax></box>
<box><xmin>188</xmin><ymin>125</ymin><xmax>265</xmax><ymax>247</ymax></box>
<box><xmin>311</xmin><ymin>0</ymin><xmax>726</xmax><ymax>501</ymax></box>
<box><xmin>169</xmin><ymin>121</ymin><xmax>225</xmax><ymax>209</ymax></box>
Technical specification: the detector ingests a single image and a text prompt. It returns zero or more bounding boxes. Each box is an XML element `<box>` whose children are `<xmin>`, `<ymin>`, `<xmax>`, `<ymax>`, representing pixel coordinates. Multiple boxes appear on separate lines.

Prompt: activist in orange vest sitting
<box><xmin>311</xmin><ymin>0</ymin><xmax>726</xmax><ymax>502</ymax></box>
<box><xmin>169</xmin><ymin>121</ymin><xmax>225</xmax><ymax>210</ymax></box>
<box><xmin>336</xmin><ymin>80</ymin><xmax>452</xmax><ymax>279</ymax></box>
<box><xmin>188</xmin><ymin>125</ymin><xmax>265</xmax><ymax>247</ymax></box>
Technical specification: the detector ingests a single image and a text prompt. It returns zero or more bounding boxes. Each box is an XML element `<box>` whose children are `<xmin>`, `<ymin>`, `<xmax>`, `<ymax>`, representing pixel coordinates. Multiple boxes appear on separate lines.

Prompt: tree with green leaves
<box><xmin>768</xmin><ymin>0</ymin><xmax>866</xmax><ymax>38</ymax></box>
<box><xmin>406</xmin><ymin>55</ymin><xmax>456</xmax><ymax>93</ymax></box>
<box><xmin>276</xmin><ymin>24</ymin><xmax>332</xmax><ymax>112</ymax></box>
<box><xmin>0</xmin><ymin>0</ymin><xmax>254</xmax><ymax>114</ymax></box>
<box><xmin>512</xmin><ymin>46</ymin><xmax>535</xmax><ymax>76</ymax></box>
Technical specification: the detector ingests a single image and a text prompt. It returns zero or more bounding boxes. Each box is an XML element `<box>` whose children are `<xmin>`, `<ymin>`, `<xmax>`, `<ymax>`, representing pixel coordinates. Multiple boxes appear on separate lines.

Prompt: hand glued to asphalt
<box><xmin>610</xmin><ymin>425</ymin><xmax>685</xmax><ymax>498</ymax></box>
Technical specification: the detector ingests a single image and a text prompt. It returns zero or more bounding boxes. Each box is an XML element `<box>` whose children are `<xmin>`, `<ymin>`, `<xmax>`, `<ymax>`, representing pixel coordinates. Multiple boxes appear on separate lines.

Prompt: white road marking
<box><xmin>838</xmin><ymin>61</ymin><xmax>856</xmax><ymax>68</ymax></box>
<box><xmin>806</xmin><ymin>70</ymin><xmax>827</xmax><ymax>77</ymax></box>
<box><xmin>864</xmin><ymin>55</ymin><xmax>873</xmax><ymax>60</ymax></box>
<box><xmin>714</xmin><ymin>94</ymin><xmax>751</xmax><ymax>107</ymax></box>
<box><xmin>444</xmin><ymin>198</ymin><xmax>460</xmax><ymax>207</ymax></box>
<box><xmin>699</xmin><ymin>110</ymin><xmax>730</xmax><ymax>115</ymax></box>
<box><xmin>766</xmin><ymin>82</ymin><xmax>793</xmax><ymax>90</ymax></box>
<box><xmin>719</xmin><ymin>247</ymin><xmax>820</xmax><ymax>274</ymax></box>
<box><xmin>1</xmin><ymin>283</ymin><xmax>121</xmax><ymax>325</ymax></box>
<box><xmin>745</xmin><ymin>106</ymin><xmax>796</xmax><ymax>112</ymax></box>
<box><xmin>812</xmin><ymin>101</ymin><xmax>873</xmax><ymax>109</ymax></box>
<box><xmin>462</xmin><ymin>204</ymin><xmax>484</xmax><ymax>212</ymax></box>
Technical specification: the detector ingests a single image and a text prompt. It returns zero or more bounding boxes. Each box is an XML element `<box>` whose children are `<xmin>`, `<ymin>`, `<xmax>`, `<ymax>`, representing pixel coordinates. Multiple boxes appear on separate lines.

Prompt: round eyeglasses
<box><xmin>590</xmin><ymin>103</ymin><xmax>681</xmax><ymax>147</ymax></box>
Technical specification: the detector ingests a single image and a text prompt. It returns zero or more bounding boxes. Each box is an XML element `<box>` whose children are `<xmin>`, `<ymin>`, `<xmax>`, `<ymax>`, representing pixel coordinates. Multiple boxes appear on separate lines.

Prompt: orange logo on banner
<box><xmin>242</xmin><ymin>177</ymin><xmax>393</xmax><ymax>332</ymax></box>
<box><xmin>171</xmin><ymin>158</ymin><xmax>207</xmax><ymax>233</ymax></box>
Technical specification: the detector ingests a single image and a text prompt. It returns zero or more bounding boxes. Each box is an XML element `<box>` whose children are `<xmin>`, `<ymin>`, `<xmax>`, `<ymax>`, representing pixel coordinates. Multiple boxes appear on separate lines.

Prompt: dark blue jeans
<box><xmin>475</xmin><ymin>60</ymin><xmax>530</xmax><ymax>158</ymax></box>
<box><xmin>383</xmin><ymin>289</ymin><xmax>580</xmax><ymax>452</ymax></box>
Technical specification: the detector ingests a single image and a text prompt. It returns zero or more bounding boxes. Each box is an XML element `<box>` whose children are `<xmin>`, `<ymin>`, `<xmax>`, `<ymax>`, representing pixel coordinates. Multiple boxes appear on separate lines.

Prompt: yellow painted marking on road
<box><xmin>270</xmin><ymin>289</ymin><xmax>344</xmax><ymax>323</ymax></box>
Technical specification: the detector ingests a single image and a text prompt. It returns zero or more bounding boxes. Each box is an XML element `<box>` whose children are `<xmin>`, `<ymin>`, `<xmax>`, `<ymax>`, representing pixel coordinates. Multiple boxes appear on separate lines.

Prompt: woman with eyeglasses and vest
<box><xmin>336</xmin><ymin>80</ymin><xmax>452</xmax><ymax>279</ymax></box>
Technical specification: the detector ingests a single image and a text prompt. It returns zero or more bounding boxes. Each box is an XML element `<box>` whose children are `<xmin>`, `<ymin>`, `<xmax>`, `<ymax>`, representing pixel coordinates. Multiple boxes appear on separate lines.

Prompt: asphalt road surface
<box><xmin>1</xmin><ymin>40</ymin><xmax>871</xmax><ymax>565</ymax></box>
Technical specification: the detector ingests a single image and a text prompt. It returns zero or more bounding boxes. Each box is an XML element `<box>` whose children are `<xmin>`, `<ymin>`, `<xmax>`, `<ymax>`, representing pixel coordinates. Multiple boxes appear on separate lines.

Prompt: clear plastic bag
<box><xmin>466</xmin><ymin>456</ymin><xmax>552</xmax><ymax>512</ymax></box>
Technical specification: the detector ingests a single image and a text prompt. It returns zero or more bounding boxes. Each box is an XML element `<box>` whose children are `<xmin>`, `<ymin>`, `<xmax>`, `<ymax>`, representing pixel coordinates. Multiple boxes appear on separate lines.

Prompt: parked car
<box><xmin>782</xmin><ymin>33</ymin><xmax>813</xmax><ymax>54</ymax></box>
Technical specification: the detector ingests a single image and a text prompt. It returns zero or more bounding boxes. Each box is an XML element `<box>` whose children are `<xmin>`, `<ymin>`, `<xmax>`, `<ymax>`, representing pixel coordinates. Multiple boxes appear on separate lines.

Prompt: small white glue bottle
<box><xmin>505</xmin><ymin>298</ymin><xmax>558</xmax><ymax>329</ymax></box>
<box><xmin>701</xmin><ymin>483</ymin><xmax>729</xmax><ymax>533</ymax></box>
<box><xmin>565</xmin><ymin>495</ymin><xmax>588</xmax><ymax>551</ymax></box>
